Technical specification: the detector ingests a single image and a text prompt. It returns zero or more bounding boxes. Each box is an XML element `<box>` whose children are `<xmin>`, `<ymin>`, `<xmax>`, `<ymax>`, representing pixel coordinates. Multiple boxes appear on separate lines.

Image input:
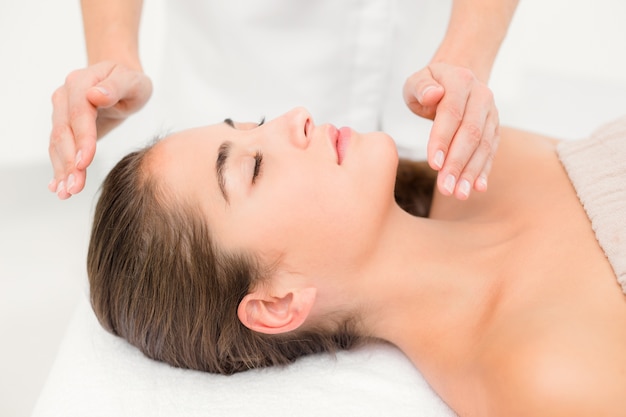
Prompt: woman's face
<box><xmin>149</xmin><ymin>107</ymin><xmax>398</xmax><ymax>279</ymax></box>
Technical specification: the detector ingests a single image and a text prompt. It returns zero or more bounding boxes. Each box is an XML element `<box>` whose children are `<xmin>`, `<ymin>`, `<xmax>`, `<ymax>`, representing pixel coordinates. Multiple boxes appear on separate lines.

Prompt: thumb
<box><xmin>86</xmin><ymin>84</ymin><xmax>118</xmax><ymax>109</ymax></box>
<box><xmin>403</xmin><ymin>68</ymin><xmax>445</xmax><ymax>120</ymax></box>
<box><xmin>87</xmin><ymin>66</ymin><xmax>152</xmax><ymax>114</ymax></box>
<box><xmin>417</xmin><ymin>83</ymin><xmax>444</xmax><ymax>107</ymax></box>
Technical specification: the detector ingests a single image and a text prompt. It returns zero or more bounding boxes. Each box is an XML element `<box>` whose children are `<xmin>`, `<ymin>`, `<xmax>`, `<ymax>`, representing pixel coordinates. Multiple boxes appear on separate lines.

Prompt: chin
<box><xmin>359</xmin><ymin>131</ymin><xmax>399</xmax><ymax>203</ymax></box>
<box><xmin>367</xmin><ymin>130</ymin><xmax>399</xmax><ymax>171</ymax></box>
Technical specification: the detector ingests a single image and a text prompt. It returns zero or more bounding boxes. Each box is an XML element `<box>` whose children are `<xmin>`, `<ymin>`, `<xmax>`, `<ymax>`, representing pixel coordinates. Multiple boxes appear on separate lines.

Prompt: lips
<box><xmin>330</xmin><ymin>125</ymin><xmax>351</xmax><ymax>165</ymax></box>
<box><xmin>336</xmin><ymin>127</ymin><xmax>351</xmax><ymax>165</ymax></box>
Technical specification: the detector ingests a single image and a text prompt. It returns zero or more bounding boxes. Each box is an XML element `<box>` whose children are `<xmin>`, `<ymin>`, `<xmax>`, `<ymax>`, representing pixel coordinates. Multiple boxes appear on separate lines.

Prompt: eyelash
<box><xmin>252</xmin><ymin>119</ymin><xmax>265</xmax><ymax>183</ymax></box>
<box><xmin>252</xmin><ymin>150</ymin><xmax>263</xmax><ymax>184</ymax></box>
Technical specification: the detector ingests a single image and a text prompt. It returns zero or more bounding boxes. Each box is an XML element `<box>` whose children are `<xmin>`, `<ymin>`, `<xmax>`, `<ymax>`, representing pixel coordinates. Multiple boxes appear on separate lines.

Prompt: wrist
<box><xmin>432</xmin><ymin>2</ymin><xmax>517</xmax><ymax>83</ymax></box>
<box><xmin>429</xmin><ymin>52</ymin><xmax>493</xmax><ymax>84</ymax></box>
<box><xmin>88</xmin><ymin>53</ymin><xmax>143</xmax><ymax>73</ymax></box>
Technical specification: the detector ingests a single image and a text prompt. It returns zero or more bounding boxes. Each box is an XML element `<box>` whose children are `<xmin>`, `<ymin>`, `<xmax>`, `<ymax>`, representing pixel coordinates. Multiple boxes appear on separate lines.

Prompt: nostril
<box><xmin>304</xmin><ymin>118</ymin><xmax>312</xmax><ymax>138</ymax></box>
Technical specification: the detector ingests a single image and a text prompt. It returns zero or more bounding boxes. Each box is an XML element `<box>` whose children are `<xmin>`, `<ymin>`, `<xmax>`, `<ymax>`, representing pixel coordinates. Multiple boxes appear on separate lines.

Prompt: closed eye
<box><xmin>221</xmin><ymin>118</ymin><xmax>265</xmax><ymax>185</ymax></box>
<box><xmin>252</xmin><ymin>150</ymin><xmax>263</xmax><ymax>184</ymax></box>
<box><xmin>251</xmin><ymin>119</ymin><xmax>264</xmax><ymax>184</ymax></box>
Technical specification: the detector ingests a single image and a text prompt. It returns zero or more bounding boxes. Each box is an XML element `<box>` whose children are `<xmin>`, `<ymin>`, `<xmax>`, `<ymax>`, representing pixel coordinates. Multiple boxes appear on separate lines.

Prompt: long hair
<box><xmin>88</xmin><ymin>146</ymin><xmax>373</xmax><ymax>375</ymax></box>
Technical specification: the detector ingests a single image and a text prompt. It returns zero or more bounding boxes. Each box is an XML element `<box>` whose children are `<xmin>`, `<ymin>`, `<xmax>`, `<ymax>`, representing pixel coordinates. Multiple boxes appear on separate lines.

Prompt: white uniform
<box><xmin>154</xmin><ymin>0</ymin><xmax>451</xmax><ymax>158</ymax></box>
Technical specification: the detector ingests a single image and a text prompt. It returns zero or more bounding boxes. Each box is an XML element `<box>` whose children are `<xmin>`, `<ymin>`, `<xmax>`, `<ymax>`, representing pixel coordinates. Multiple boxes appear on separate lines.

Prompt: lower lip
<box><xmin>336</xmin><ymin>127</ymin><xmax>351</xmax><ymax>165</ymax></box>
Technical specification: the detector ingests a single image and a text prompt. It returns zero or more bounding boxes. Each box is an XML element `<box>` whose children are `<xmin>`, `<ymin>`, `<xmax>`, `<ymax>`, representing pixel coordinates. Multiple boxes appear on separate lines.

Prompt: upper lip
<box><xmin>330</xmin><ymin>125</ymin><xmax>340</xmax><ymax>164</ymax></box>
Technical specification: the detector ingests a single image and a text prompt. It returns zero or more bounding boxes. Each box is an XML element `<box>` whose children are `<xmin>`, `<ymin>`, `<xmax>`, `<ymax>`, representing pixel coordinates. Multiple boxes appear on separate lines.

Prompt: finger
<box><xmin>475</xmin><ymin>155</ymin><xmax>493</xmax><ymax>193</ymax></box>
<box><xmin>426</xmin><ymin>65</ymin><xmax>481</xmax><ymax>170</ymax></box>
<box><xmin>65</xmin><ymin>163</ymin><xmax>87</xmax><ymax>196</ymax></box>
<box><xmin>88</xmin><ymin>65</ymin><xmax>153</xmax><ymax>116</ymax></box>
<box><xmin>403</xmin><ymin>68</ymin><xmax>444</xmax><ymax>120</ymax></box>
<box><xmin>50</xmin><ymin>85</ymin><xmax>91</xmax><ymax>197</ymax></box>
<box><xmin>70</xmin><ymin>62</ymin><xmax>123</xmax><ymax>171</ymax></box>
<box><xmin>427</xmin><ymin>77</ymin><xmax>472</xmax><ymax>173</ymax></box>
<box><xmin>453</xmin><ymin>112</ymin><xmax>498</xmax><ymax>199</ymax></box>
<box><xmin>55</xmin><ymin>178</ymin><xmax>73</xmax><ymax>200</ymax></box>
<box><xmin>85</xmin><ymin>66</ymin><xmax>153</xmax><ymax>142</ymax></box>
<box><xmin>48</xmin><ymin>178</ymin><xmax>57</xmax><ymax>193</ymax></box>
<box><xmin>51</xmin><ymin>164</ymin><xmax>86</xmax><ymax>199</ymax></box>
<box><xmin>474</xmin><ymin>121</ymin><xmax>500</xmax><ymax>193</ymax></box>
<box><xmin>435</xmin><ymin>87</ymin><xmax>490</xmax><ymax>197</ymax></box>
<box><xmin>419</xmin><ymin>84</ymin><xmax>444</xmax><ymax>107</ymax></box>
<box><xmin>67</xmin><ymin>79</ymin><xmax>100</xmax><ymax>175</ymax></box>
<box><xmin>86</xmin><ymin>84</ymin><xmax>115</xmax><ymax>109</ymax></box>
<box><xmin>49</xmin><ymin>86</ymin><xmax>76</xmax><ymax>191</ymax></box>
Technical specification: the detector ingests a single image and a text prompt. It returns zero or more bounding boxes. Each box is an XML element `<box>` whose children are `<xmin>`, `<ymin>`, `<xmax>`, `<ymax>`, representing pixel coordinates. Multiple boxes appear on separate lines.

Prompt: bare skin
<box><xmin>399</xmin><ymin>128</ymin><xmax>626</xmax><ymax>415</ymax></box>
<box><xmin>151</xmin><ymin>111</ymin><xmax>626</xmax><ymax>416</ymax></box>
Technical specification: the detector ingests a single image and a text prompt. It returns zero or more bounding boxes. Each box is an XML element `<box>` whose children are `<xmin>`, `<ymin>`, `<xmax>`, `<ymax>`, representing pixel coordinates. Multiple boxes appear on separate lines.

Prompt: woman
<box><xmin>88</xmin><ymin>107</ymin><xmax>626</xmax><ymax>416</ymax></box>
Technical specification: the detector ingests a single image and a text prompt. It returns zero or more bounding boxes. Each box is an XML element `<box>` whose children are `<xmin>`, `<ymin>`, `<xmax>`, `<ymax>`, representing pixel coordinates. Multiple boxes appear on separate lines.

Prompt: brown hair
<box><xmin>394</xmin><ymin>158</ymin><xmax>437</xmax><ymax>217</ymax></box>
<box><xmin>87</xmin><ymin>145</ymin><xmax>435</xmax><ymax>375</ymax></box>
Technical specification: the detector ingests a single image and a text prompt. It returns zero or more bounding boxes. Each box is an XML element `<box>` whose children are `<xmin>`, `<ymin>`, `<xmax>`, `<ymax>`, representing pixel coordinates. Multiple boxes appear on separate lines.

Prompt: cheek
<box><xmin>269</xmin><ymin>167</ymin><xmax>392</xmax><ymax>262</ymax></box>
<box><xmin>218</xmin><ymin>137</ymin><xmax>398</xmax><ymax>265</ymax></box>
<box><xmin>232</xmin><ymin>174</ymin><xmax>345</xmax><ymax>258</ymax></box>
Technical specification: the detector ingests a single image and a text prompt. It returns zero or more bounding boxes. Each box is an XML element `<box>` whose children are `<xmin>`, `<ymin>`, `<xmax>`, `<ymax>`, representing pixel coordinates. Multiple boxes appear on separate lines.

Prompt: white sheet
<box><xmin>33</xmin><ymin>295</ymin><xmax>455</xmax><ymax>416</ymax></box>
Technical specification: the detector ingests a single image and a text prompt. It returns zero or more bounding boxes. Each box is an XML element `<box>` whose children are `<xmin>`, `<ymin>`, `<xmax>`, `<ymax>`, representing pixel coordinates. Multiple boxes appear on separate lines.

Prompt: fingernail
<box><xmin>459</xmin><ymin>179</ymin><xmax>471</xmax><ymax>199</ymax></box>
<box><xmin>433</xmin><ymin>150</ymin><xmax>445</xmax><ymax>169</ymax></box>
<box><xmin>75</xmin><ymin>150</ymin><xmax>83</xmax><ymax>167</ymax></box>
<box><xmin>477</xmin><ymin>175</ymin><xmax>488</xmax><ymax>191</ymax></box>
<box><xmin>444</xmin><ymin>174</ymin><xmax>456</xmax><ymax>195</ymax></box>
<box><xmin>57</xmin><ymin>180</ymin><xmax>65</xmax><ymax>196</ymax></box>
<box><xmin>94</xmin><ymin>86</ymin><xmax>109</xmax><ymax>96</ymax></box>
<box><xmin>67</xmin><ymin>174</ymin><xmax>75</xmax><ymax>194</ymax></box>
<box><xmin>419</xmin><ymin>85</ymin><xmax>437</xmax><ymax>103</ymax></box>
<box><xmin>48</xmin><ymin>178</ymin><xmax>57</xmax><ymax>193</ymax></box>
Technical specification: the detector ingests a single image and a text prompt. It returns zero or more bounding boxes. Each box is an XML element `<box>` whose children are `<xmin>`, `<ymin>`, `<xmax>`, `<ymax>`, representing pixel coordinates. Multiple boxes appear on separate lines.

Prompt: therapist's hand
<box><xmin>49</xmin><ymin>61</ymin><xmax>152</xmax><ymax>199</ymax></box>
<box><xmin>403</xmin><ymin>62</ymin><xmax>499</xmax><ymax>200</ymax></box>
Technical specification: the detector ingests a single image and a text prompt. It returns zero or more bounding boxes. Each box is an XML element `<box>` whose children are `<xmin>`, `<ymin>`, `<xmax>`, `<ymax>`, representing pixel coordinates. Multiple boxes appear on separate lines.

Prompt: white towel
<box><xmin>33</xmin><ymin>295</ymin><xmax>455</xmax><ymax>417</ymax></box>
<box><xmin>558</xmin><ymin>116</ymin><xmax>626</xmax><ymax>293</ymax></box>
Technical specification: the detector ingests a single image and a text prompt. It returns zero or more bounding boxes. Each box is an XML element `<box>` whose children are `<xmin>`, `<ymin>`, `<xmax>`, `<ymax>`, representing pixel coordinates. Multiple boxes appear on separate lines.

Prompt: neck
<box><xmin>349</xmin><ymin>204</ymin><xmax>509</xmax><ymax>373</ymax></box>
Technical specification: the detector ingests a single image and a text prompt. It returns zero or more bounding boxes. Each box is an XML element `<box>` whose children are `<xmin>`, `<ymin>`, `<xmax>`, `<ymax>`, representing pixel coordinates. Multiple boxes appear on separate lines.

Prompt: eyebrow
<box><xmin>223</xmin><ymin>117</ymin><xmax>265</xmax><ymax>129</ymax></box>
<box><xmin>216</xmin><ymin>140</ymin><xmax>232</xmax><ymax>204</ymax></box>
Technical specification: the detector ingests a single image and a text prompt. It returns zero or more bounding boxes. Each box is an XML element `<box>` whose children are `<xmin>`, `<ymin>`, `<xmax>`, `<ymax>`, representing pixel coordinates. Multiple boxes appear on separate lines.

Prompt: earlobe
<box><xmin>237</xmin><ymin>287</ymin><xmax>317</xmax><ymax>335</ymax></box>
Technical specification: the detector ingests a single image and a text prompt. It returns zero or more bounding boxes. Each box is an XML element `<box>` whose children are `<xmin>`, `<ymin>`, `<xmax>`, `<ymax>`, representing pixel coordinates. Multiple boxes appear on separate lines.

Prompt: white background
<box><xmin>1</xmin><ymin>1</ymin><xmax>625</xmax><ymax>416</ymax></box>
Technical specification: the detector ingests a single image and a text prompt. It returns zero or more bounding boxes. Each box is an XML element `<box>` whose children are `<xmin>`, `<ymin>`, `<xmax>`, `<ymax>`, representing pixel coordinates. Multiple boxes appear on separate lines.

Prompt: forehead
<box><xmin>158</xmin><ymin>122</ymin><xmax>230</xmax><ymax>151</ymax></box>
<box><xmin>149</xmin><ymin>118</ymin><xmax>264</xmax><ymax>175</ymax></box>
<box><xmin>153</xmin><ymin>119</ymin><xmax>260</xmax><ymax>153</ymax></box>
<box><xmin>150</xmin><ymin>120</ymin><xmax>245</xmax><ymax>170</ymax></box>
<box><xmin>145</xmin><ymin>120</ymin><xmax>261</xmax><ymax>208</ymax></box>
<box><xmin>146</xmin><ymin>123</ymin><xmax>231</xmax><ymax>202</ymax></box>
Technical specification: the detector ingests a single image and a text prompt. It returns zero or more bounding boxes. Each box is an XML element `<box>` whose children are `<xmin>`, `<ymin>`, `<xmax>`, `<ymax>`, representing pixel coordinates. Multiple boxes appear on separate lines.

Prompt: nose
<box><xmin>283</xmin><ymin>107</ymin><xmax>312</xmax><ymax>149</ymax></box>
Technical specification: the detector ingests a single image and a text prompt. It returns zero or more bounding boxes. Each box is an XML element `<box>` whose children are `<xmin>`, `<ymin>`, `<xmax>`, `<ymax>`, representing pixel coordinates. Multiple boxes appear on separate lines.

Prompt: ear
<box><xmin>237</xmin><ymin>287</ymin><xmax>317</xmax><ymax>335</ymax></box>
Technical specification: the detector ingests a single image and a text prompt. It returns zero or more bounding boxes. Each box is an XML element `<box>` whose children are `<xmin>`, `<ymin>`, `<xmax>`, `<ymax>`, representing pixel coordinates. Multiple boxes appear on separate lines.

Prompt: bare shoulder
<box><xmin>495</xmin><ymin>126</ymin><xmax>560</xmax><ymax>172</ymax></box>
<box><xmin>481</xmin><ymin>331</ymin><xmax>626</xmax><ymax>416</ymax></box>
<box><xmin>430</xmin><ymin>126</ymin><xmax>562</xmax><ymax>221</ymax></box>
